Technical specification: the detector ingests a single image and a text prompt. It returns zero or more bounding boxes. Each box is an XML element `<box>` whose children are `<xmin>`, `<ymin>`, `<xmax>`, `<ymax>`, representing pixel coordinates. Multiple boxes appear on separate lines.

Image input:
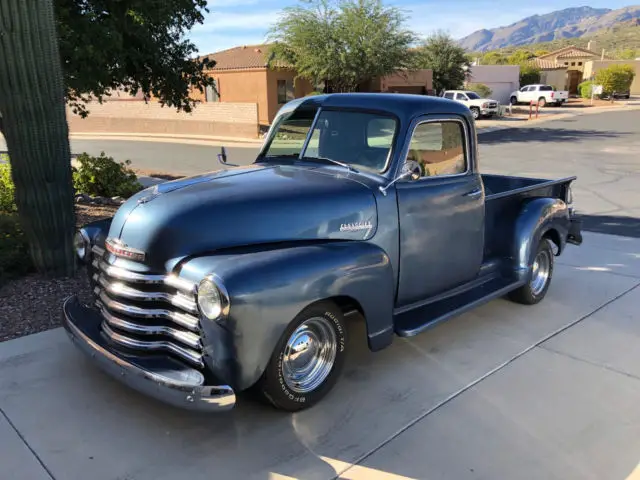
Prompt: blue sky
<box><xmin>190</xmin><ymin>1</ymin><xmax>636</xmax><ymax>54</ymax></box>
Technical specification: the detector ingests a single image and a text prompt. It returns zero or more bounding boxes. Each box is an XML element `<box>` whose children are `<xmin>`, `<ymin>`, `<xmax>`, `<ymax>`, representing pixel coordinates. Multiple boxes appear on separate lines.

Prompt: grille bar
<box><xmin>101</xmin><ymin>322</ymin><xmax>204</xmax><ymax>367</ymax></box>
<box><xmin>99</xmin><ymin>306</ymin><xmax>201</xmax><ymax>350</ymax></box>
<box><xmin>96</xmin><ymin>290</ymin><xmax>200</xmax><ymax>332</ymax></box>
<box><xmin>95</xmin><ymin>273</ymin><xmax>198</xmax><ymax>314</ymax></box>
<box><xmin>92</xmin><ymin>259</ymin><xmax>196</xmax><ymax>294</ymax></box>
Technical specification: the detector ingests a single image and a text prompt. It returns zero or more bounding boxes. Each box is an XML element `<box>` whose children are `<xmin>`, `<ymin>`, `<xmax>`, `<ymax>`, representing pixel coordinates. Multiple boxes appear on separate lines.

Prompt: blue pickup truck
<box><xmin>64</xmin><ymin>93</ymin><xmax>583</xmax><ymax>412</ymax></box>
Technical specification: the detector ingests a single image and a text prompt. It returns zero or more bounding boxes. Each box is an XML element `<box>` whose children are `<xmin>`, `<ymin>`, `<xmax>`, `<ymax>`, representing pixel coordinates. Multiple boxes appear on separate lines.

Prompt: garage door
<box><xmin>484</xmin><ymin>82</ymin><xmax>517</xmax><ymax>105</ymax></box>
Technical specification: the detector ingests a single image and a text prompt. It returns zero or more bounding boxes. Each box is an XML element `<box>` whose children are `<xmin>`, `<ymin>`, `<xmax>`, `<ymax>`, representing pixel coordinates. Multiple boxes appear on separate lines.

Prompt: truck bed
<box><xmin>482</xmin><ymin>173</ymin><xmax>574</xmax><ymax>260</ymax></box>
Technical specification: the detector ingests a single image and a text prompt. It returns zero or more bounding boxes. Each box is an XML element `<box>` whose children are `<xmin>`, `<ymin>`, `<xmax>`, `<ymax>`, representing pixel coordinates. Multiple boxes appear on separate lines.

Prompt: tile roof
<box><xmin>530</xmin><ymin>58</ymin><xmax>565</xmax><ymax>70</ymax></box>
<box><xmin>200</xmin><ymin>44</ymin><xmax>291</xmax><ymax>71</ymax></box>
<box><xmin>538</xmin><ymin>45</ymin><xmax>599</xmax><ymax>60</ymax></box>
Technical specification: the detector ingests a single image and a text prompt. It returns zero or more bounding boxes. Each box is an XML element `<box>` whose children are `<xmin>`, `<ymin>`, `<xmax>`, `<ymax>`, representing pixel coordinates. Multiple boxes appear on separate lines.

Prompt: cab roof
<box><xmin>282</xmin><ymin>93</ymin><xmax>472</xmax><ymax>123</ymax></box>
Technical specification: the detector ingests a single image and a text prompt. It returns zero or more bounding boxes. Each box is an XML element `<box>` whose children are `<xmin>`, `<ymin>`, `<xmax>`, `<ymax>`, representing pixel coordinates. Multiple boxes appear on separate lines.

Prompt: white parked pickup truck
<box><xmin>509</xmin><ymin>84</ymin><xmax>569</xmax><ymax>107</ymax></box>
<box><xmin>441</xmin><ymin>90</ymin><xmax>499</xmax><ymax>119</ymax></box>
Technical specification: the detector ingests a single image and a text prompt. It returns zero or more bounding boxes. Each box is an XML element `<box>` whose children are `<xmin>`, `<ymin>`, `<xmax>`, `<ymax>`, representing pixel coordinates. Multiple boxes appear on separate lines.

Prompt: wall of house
<box><xmin>584</xmin><ymin>60</ymin><xmax>640</xmax><ymax>94</ymax></box>
<box><xmin>540</xmin><ymin>69</ymin><xmax>568</xmax><ymax>92</ymax></box>
<box><xmin>266</xmin><ymin>69</ymin><xmax>314</xmax><ymax>125</ymax></box>
<box><xmin>66</xmin><ymin>100</ymin><xmax>260</xmax><ymax>138</ymax></box>
<box><xmin>190</xmin><ymin>69</ymin><xmax>270</xmax><ymax>125</ymax></box>
<box><xmin>465</xmin><ymin>65</ymin><xmax>520</xmax><ymax>105</ymax></box>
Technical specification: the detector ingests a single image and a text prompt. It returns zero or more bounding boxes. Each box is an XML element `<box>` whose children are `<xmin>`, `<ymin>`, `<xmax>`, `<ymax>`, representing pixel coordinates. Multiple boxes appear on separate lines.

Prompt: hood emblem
<box><xmin>340</xmin><ymin>221</ymin><xmax>373</xmax><ymax>233</ymax></box>
<box><xmin>105</xmin><ymin>237</ymin><xmax>146</xmax><ymax>262</ymax></box>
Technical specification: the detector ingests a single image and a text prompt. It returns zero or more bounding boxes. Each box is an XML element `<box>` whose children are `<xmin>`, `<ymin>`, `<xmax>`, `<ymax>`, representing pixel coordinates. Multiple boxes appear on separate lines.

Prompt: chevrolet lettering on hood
<box><xmin>339</xmin><ymin>221</ymin><xmax>373</xmax><ymax>233</ymax></box>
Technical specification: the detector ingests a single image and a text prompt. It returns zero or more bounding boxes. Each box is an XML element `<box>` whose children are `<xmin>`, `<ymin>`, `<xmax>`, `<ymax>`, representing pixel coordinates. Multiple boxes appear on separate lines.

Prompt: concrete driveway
<box><xmin>1</xmin><ymin>231</ymin><xmax>639</xmax><ymax>480</ymax></box>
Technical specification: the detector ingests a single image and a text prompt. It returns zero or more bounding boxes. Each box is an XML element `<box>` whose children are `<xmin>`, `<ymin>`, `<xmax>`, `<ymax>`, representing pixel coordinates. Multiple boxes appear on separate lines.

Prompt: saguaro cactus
<box><xmin>0</xmin><ymin>0</ymin><xmax>76</xmax><ymax>276</ymax></box>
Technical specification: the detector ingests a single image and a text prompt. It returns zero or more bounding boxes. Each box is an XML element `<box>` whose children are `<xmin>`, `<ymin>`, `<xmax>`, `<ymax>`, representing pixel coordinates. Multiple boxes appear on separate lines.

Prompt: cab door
<box><xmin>395</xmin><ymin>115</ymin><xmax>485</xmax><ymax>307</ymax></box>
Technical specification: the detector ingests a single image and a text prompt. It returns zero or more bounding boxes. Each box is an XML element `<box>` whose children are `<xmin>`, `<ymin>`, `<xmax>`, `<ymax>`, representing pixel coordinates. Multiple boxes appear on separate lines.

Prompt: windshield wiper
<box><xmin>304</xmin><ymin>156</ymin><xmax>359</xmax><ymax>173</ymax></box>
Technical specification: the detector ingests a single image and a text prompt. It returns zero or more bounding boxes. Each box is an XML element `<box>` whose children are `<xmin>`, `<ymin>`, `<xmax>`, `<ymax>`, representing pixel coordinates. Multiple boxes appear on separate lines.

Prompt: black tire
<box><xmin>538</xmin><ymin>97</ymin><xmax>546</xmax><ymax>107</ymax></box>
<box><xmin>257</xmin><ymin>301</ymin><xmax>347</xmax><ymax>412</ymax></box>
<box><xmin>508</xmin><ymin>238</ymin><xmax>554</xmax><ymax>305</ymax></box>
<box><xmin>470</xmin><ymin>107</ymin><xmax>480</xmax><ymax>120</ymax></box>
<box><xmin>510</xmin><ymin>96</ymin><xmax>518</xmax><ymax>105</ymax></box>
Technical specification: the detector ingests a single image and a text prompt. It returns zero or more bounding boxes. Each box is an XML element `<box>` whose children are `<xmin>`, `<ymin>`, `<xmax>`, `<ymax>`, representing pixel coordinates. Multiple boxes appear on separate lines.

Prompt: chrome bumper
<box><xmin>62</xmin><ymin>296</ymin><xmax>236</xmax><ymax>412</ymax></box>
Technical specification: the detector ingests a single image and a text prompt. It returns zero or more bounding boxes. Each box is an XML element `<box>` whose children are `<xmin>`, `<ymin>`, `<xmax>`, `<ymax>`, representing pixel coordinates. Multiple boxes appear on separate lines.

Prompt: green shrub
<box><xmin>0</xmin><ymin>161</ymin><xmax>17</xmax><ymax>213</ymax></box>
<box><xmin>519</xmin><ymin>64</ymin><xmax>541</xmax><ymax>86</ymax></box>
<box><xmin>72</xmin><ymin>152</ymin><xmax>143</xmax><ymax>198</ymax></box>
<box><xmin>466</xmin><ymin>83</ymin><xmax>493</xmax><ymax>98</ymax></box>
<box><xmin>578</xmin><ymin>80</ymin><xmax>596</xmax><ymax>99</ymax></box>
<box><xmin>0</xmin><ymin>213</ymin><xmax>33</xmax><ymax>286</ymax></box>
<box><xmin>595</xmin><ymin>64</ymin><xmax>636</xmax><ymax>96</ymax></box>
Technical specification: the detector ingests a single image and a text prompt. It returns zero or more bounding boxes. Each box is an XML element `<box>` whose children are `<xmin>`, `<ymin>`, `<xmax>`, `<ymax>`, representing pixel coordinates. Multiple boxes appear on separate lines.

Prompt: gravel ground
<box><xmin>0</xmin><ymin>204</ymin><xmax>117</xmax><ymax>343</ymax></box>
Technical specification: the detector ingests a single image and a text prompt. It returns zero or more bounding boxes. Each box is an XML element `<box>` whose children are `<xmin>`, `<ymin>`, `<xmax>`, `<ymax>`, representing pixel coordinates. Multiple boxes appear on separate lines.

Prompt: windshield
<box><xmin>466</xmin><ymin>92</ymin><xmax>481</xmax><ymax>100</ymax></box>
<box><xmin>262</xmin><ymin>108</ymin><xmax>398</xmax><ymax>173</ymax></box>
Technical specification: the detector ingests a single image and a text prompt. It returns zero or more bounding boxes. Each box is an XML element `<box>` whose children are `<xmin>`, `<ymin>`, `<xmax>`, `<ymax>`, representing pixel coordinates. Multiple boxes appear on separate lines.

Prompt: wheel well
<box><xmin>330</xmin><ymin>295</ymin><xmax>365</xmax><ymax>319</ymax></box>
<box><xmin>543</xmin><ymin>229</ymin><xmax>562</xmax><ymax>255</ymax></box>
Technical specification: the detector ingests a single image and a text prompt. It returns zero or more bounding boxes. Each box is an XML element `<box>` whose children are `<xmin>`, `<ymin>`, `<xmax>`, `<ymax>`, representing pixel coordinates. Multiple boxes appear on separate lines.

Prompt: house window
<box><xmin>277</xmin><ymin>79</ymin><xmax>295</xmax><ymax>105</ymax></box>
<box><xmin>571</xmin><ymin>62</ymin><xmax>576</xmax><ymax>66</ymax></box>
<box><xmin>564</xmin><ymin>62</ymin><xmax>569</xmax><ymax>66</ymax></box>
<box><xmin>205</xmin><ymin>79</ymin><xmax>219</xmax><ymax>102</ymax></box>
<box><xmin>578</xmin><ymin>62</ymin><xmax>583</xmax><ymax>66</ymax></box>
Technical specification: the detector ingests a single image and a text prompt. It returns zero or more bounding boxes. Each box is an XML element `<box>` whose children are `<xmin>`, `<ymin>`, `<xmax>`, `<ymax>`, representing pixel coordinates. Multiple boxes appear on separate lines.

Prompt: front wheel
<box><xmin>508</xmin><ymin>238</ymin><xmax>554</xmax><ymax>305</ymax></box>
<box><xmin>470</xmin><ymin>107</ymin><xmax>480</xmax><ymax>120</ymax></box>
<box><xmin>257</xmin><ymin>301</ymin><xmax>347</xmax><ymax>412</ymax></box>
<box><xmin>510</xmin><ymin>96</ymin><xmax>518</xmax><ymax>105</ymax></box>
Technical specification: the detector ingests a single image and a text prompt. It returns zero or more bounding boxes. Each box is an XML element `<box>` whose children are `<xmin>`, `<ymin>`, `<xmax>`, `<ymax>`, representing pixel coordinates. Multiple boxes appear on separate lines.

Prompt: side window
<box><xmin>521</xmin><ymin>86</ymin><xmax>529</xmax><ymax>92</ymax></box>
<box><xmin>406</xmin><ymin>121</ymin><xmax>467</xmax><ymax>178</ymax></box>
<box><xmin>540</xmin><ymin>85</ymin><xmax>553</xmax><ymax>91</ymax></box>
<box><xmin>443</xmin><ymin>92</ymin><xmax>455</xmax><ymax>100</ymax></box>
<box><xmin>456</xmin><ymin>93</ymin><xmax>468</xmax><ymax>101</ymax></box>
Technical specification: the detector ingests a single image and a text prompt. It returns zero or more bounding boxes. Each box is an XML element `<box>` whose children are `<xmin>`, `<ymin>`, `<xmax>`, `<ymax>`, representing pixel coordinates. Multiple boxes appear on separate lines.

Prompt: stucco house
<box><xmin>193</xmin><ymin>44</ymin><xmax>433</xmax><ymax>126</ymax></box>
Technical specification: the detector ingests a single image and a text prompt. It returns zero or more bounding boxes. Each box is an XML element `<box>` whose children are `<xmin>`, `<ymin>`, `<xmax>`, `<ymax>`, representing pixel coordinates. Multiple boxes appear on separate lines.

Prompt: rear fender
<box><xmin>179</xmin><ymin>242</ymin><xmax>395</xmax><ymax>391</ymax></box>
<box><xmin>512</xmin><ymin>197</ymin><xmax>569</xmax><ymax>282</ymax></box>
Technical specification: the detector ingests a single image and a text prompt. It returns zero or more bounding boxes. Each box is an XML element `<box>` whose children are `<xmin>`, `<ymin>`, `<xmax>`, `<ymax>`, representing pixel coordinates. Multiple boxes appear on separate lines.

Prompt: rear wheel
<box><xmin>257</xmin><ymin>301</ymin><xmax>347</xmax><ymax>412</ymax></box>
<box><xmin>508</xmin><ymin>238</ymin><xmax>554</xmax><ymax>305</ymax></box>
<box><xmin>538</xmin><ymin>97</ymin><xmax>547</xmax><ymax>107</ymax></box>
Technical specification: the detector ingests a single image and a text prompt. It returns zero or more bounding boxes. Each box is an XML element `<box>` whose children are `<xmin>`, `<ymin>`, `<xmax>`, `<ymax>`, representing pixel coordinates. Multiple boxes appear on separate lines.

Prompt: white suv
<box><xmin>442</xmin><ymin>90</ymin><xmax>499</xmax><ymax>119</ymax></box>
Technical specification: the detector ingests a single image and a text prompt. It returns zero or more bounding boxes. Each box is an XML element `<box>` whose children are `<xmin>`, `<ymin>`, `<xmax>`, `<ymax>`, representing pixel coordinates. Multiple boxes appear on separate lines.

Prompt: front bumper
<box><xmin>481</xmin><ymin>108</ymin><xmax>499</xmax><ymax>116</ymax></box>
<box><xmin>62</xmin><ymin>296</ymin><xmax>236</xmax><ymax>412</ymax></box>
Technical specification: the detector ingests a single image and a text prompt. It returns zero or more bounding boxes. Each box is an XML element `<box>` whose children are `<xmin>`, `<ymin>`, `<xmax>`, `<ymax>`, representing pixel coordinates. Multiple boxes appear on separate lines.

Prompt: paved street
<box><xmin>1</xmin><ymin>108</ymin><xmax>640</xmax><ymax>479</ymax></box>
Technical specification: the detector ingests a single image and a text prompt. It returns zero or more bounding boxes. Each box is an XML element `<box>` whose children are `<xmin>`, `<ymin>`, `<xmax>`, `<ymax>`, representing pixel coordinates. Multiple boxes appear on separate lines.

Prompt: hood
<box><xmin>107</xmin><ymin>164</ymin><xmax>378</xmax><ymax>271</ymax></box>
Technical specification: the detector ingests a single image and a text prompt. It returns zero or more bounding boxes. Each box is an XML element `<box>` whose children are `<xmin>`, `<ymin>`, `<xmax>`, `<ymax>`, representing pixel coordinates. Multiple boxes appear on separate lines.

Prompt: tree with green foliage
<box><xmin>480</xmin><ymin>51</ymin><xmax>508</xmax><ymax>65</ymax></box>
<box><xmin>268</xmin><ymin>0</ymin><xmax>416</xmax><ymax>93</ymax></box>
<box><xmin>416</xmin><ymin>31</ymin><xmax>470</xmax><ymax>94</ymax></box>
<box><xmin>534</xmin><ymin>50</ymin><xmax>550</xmax><ymax>57</ymax></box>
<box><xmin>614</xmin><ymin>48</ymin><xmax>638</xmax><ymax>60</ymax></box>
<box><xmin>466</xmin><ymin>83</ymin><xmax>493</xmax><ymax>98</ymax></box>
<box><xmin>507</xmin><ymin>49</ymin><xmax>535</xmax><ymax>65</ymax></box>
<box><xmin>595</xmin><ymin>64</ymin><xmax>636</xmax><ymax>98</ymax></box>
<box><xmin>0</xmin><ymin>0</ymin><xmax>213</xmax><ymax>277</ymax></box>
<box><xmin>519</xmin><ymin>64</ymin><xmax>541</xmax><ymax>86</ymax></box>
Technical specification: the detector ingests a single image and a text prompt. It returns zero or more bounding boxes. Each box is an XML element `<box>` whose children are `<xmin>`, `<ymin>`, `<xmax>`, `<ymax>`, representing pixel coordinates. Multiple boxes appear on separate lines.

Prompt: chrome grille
<box><xmin>89</xmin><ymin>245</ymin><xmax>204</xmax><ymax>368</ymax></box>
<box><xmin>487</xmin><ymin>102</ymin><xmax>498</xmax><ymax>108</ymax></box>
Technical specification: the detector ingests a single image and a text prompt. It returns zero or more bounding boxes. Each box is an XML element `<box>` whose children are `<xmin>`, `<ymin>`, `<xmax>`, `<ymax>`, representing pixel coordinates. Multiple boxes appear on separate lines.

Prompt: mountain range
<box><xmin>459</xmin><ymin>5</ymin><xmax>640</xmax><ymax>52</ymax></box>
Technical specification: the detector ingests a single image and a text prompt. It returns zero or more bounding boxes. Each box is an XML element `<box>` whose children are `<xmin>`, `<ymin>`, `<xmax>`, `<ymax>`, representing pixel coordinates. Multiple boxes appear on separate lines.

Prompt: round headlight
<box><xmin>197</xmin><ymin>278</ymin><xmax>223</xmax><ymax>320</ymax></box>
<box><xmin>74</xmin><ymin>230</ymin><xmax>90</xmax><ymax>262</ymax></box>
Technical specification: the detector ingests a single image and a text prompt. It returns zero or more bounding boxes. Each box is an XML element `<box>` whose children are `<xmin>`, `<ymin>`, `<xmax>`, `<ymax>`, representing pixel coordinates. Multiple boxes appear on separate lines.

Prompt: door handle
<box><xmin>464</xmin><ymin>188</ymin><xmax>482</xmax><ymax>198</ymax></box>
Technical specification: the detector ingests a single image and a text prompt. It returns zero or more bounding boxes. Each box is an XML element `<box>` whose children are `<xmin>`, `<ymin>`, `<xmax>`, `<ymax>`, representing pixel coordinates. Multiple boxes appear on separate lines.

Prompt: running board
<box><xmin>394</xmin><ymin>276</ymin><xmax>525</xmax><ymax>337</ymax></box>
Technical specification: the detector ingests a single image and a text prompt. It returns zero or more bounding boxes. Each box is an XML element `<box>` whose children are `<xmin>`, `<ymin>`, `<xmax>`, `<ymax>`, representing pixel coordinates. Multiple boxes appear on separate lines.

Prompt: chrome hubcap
<box><xmin>531</xmin><ymin>250</ymin><xmax>551</xmax><ymax>296</ymax></box>
<box><xmin>282</xmin><ymin>317</ymin><xmax>337</xmax><ymax>394</ymax></box>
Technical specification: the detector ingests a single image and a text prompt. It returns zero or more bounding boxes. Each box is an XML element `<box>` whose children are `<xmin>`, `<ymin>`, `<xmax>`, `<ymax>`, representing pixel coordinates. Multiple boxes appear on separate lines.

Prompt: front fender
<box><xmin>179</xmin><ymin>242</ymin><xmax>395</xmax><ymax>391</ymax></box>
<box><xmin>512</xmin><ymin>197</ymin><xmax>569</xmax><ymax>282</ymax></box>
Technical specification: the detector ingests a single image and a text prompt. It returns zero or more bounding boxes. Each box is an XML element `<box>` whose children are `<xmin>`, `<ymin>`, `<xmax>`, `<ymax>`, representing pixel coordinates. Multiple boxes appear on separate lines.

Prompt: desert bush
<box><xmin>594</xmin><ymin>64</ymin><xmax>636</xmax><ymax>96</ymax></box>
<box><xmin>72</xmin><ymin>152</ymin><xmax>142</xmax><ymax>198</ymax></box>
<box><xmin>0</xmin><ymin>161</ymin><xmax>17</xmax><ymax>213</ymax></box>
<box><xmin>0</xmin><ymin>213</ymin><xmax>33</xmax><ymax>286</ymax></box>
<box><xmin>466</xmin><ymin>83</ymin><xmax>493</xmax><ymax>98</ymax></box>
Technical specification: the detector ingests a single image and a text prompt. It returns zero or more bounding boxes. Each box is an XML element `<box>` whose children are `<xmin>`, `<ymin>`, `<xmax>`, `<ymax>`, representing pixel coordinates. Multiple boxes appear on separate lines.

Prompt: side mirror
<box><xmin>217</xmin><ymin>146</ymin><xmax>228</xmax><ymax>165</ymax></box>
<box><xmin>379</xmin><ymin>160</ymin><xmax>421</xmax><ymax>196</ymax></box>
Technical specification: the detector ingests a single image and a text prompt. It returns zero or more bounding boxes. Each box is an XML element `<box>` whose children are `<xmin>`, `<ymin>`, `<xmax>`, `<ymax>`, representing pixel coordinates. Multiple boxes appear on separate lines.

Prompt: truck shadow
<box><xmin>580</xmin><ymin>213</ymin><xmax>640</xmax><ymax>238</ymax></box>
<box><xmin>479</xmin><ymin>128</ymin><xmax>632</xmax><ymax>145</ymax></box>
